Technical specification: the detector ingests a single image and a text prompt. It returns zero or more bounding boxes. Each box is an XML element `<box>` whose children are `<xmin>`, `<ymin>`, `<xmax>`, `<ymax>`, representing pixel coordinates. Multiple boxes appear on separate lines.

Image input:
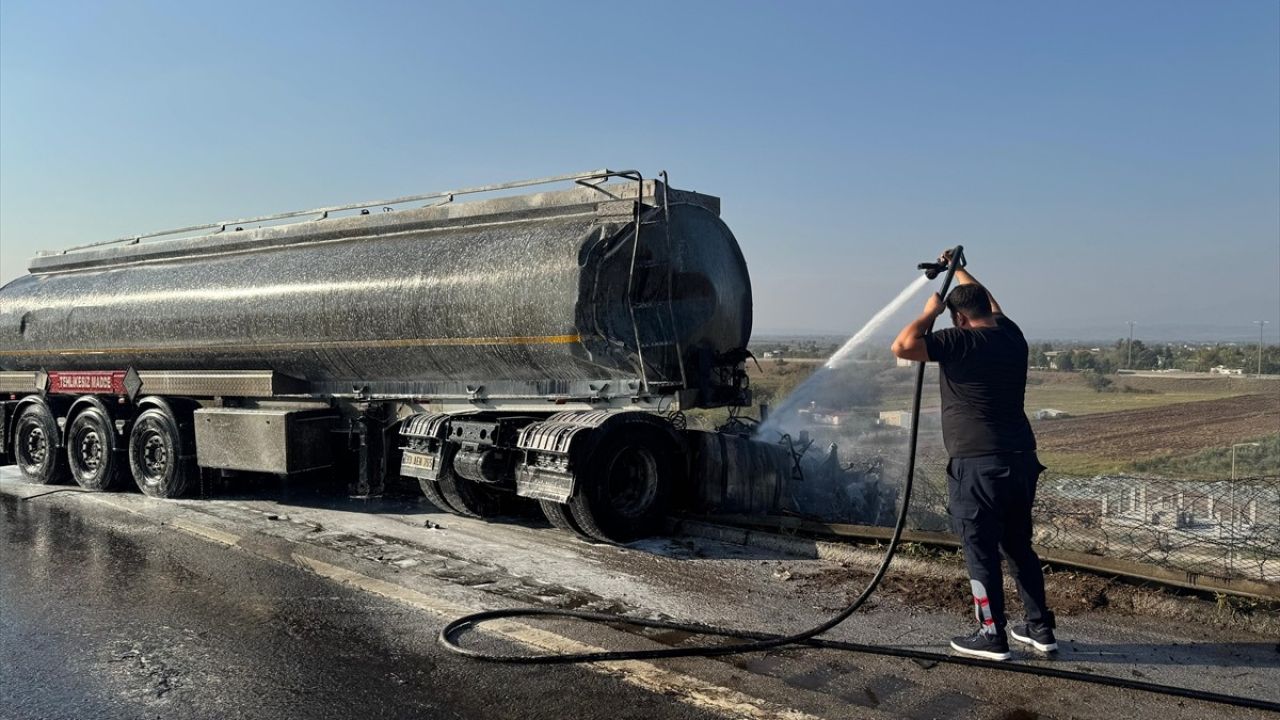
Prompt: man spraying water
<box><xmin>891</xmin><ymin>250</ymin><xmax>1057</xmax><ymax>661</ymax></box>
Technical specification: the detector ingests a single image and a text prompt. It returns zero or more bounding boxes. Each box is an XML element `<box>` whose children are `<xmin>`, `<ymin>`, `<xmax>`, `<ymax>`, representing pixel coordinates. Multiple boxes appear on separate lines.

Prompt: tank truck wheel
<box><xmin>428</xmin><ymin>443</ymin><xmax>504</xmax><ymax>518</ymax></box>
<box><xmin>13</xmin><ymin>404</ymin><xmax>70</xmax><ymax>485</ymax></box>
<box><xmin>66</xmin><ymin>406</ymin><xmax>126</xmax><ymax>491</ymax></box>
<box><xmin>418</xmin><ymin>477</ymin><xmax>458</xmax><ymax>514</ymax></box>
<box><xmin>568</xmin><ymin>426</ymin><xmax>678</xmax><ymax>543</ymax></box>
<box><xmin>539</xmin><ymin>500</ymin><xmax>588</xmax><ymax>536</ymax></box>
<box><xmin>128</xmin><ymin>408</ymin><xmax>194</xmax><ymax>499</ymax></box>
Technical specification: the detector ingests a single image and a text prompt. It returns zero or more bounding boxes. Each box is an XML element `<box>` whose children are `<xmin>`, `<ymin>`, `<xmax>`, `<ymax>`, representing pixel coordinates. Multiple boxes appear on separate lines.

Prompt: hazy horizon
<box><xmin>752</xmin><ymin>322</ymin><xmax>1276</xmax><ymax>345</ymax></box>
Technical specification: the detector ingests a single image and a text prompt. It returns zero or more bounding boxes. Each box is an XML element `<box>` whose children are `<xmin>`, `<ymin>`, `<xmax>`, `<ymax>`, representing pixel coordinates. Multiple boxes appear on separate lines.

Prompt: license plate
<box><xmin>403</xmin><ymin>452</ymin><xmax>438</xmax><ymax>471</ymax></box>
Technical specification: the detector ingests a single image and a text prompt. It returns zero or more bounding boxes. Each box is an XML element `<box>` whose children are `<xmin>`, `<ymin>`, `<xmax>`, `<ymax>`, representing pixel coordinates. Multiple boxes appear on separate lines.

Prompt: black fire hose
<box><xmin>439</xmin><ymin>247</ymin><xmax>1278</xmax><ymax>714</ymax></box>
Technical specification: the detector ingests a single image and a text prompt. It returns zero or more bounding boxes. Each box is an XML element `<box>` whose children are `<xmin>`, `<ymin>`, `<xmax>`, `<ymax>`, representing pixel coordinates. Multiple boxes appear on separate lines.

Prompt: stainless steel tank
<box><xmin>0</xmin><ymin>176</ymin><xmax>752</xmax><ymax>408</ymax></box>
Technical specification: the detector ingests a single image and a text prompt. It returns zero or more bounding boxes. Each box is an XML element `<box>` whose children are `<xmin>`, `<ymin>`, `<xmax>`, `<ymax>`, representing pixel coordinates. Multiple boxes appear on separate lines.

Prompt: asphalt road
<box><xmin>2</xmin><ymin>470</ymin><xmax>1276</xmax><ymax>720</ymax></box>
<box><xmin>0</xmin><ymin>492</ymin><xmax>716</xmax><ymax>720</ymax></box>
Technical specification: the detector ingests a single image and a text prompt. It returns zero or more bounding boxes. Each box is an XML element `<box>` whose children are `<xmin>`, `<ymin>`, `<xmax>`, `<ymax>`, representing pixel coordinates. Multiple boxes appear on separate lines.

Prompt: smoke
<box><xmin>754</xmin><ymin>273</ymin><xmax>947</xmax><ymax>526</ymax></box>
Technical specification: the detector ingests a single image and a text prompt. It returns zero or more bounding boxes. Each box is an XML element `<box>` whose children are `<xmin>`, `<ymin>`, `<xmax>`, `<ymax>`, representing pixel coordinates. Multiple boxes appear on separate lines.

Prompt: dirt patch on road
<box><xmin>1035</xmin><ymin>393</ymin><xmax>1279</xmax><ymax>461</ymax></box>
<box><xmin>794</xmin><ymin>559</ymin><xmax>1279</xmax><ymax>634</ymax></box>
<box><xmin>796</xmin><ymin>563</ymin><xmax>1111</xmax><ymax>615</ymax></box>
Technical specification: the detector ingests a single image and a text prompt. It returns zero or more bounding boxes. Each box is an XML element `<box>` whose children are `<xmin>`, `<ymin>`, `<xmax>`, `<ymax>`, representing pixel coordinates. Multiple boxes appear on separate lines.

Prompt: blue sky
<box><xmin>2</xmin><ymin>1</ymin><xmax>1277</xmax><ymax>341</ymax></box>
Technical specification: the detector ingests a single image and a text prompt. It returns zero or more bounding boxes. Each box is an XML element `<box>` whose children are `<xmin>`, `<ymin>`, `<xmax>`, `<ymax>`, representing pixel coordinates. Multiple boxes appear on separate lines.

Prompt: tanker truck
<box><xmin>0</xmin><ymin>170</ymin><xmax>757</xmax><ymax>541</ymax></box>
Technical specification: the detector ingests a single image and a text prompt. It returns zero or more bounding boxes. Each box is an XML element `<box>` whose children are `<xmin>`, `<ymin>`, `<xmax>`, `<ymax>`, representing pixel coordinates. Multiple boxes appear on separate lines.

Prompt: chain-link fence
<box><xmin>906</xmin><ymin>458</ymin><xmax>1280</xmax><ymax>586</ymax></box>
<box><xmin>693</xmin><ymin>418</ymin><xmax>1277</xmax><ymax>591</ymax></box>
<box><xmin>731</xmin><ymin>350</ymin><xmax>1280</xmax><ymax>590</ymax></box>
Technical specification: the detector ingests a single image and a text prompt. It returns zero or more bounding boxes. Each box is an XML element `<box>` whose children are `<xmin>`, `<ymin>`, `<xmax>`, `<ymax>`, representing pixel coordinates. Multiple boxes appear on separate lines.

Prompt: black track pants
<box><xmin>947</xmin><ymin>452</ymin><xmax>1053</xmax><ymax>631</ymax></box>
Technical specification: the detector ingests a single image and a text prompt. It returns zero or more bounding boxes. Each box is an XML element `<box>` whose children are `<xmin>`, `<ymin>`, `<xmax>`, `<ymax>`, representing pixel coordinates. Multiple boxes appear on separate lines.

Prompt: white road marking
<box><xmin>169</xmin><ymin>517</ymin><xmax>242</xmax><ymax>546</ymax></box>
<box><xmin>2</xmin><ymin>478</ymin><xmax>830</xmax><ymax>719</ymax></box>
<box><xmin>294</xmin><ymin>554</ymin><xmax>826</xmax><ymax>720</ymax></box>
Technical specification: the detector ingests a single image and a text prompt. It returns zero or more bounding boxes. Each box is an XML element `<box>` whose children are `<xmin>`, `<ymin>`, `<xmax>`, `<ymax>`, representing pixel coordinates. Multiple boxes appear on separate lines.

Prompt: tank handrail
<box><xmin>47</xmin><ymin>168</ymin><xmax>639</xmax><ymax>256</ymax></box>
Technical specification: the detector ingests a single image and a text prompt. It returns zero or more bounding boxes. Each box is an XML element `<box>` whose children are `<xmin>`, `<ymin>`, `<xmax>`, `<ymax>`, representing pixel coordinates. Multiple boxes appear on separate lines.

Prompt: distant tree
<box><xmin>1106</xmin><ymin>339</ymin><xmax>1127</xmax><ymax>369</ymax></box>
<box><xmin>1055</xmin><ymin>352</ymin><xmax>1075</xmax><ymax>372</ymax></box>
<box><xmin>1264</xmin><ymin>346</ymin><xmax>1280</xmax><ymax>375</ymax></box>
<box><xmin>1192</xmin><ymin>346</ymin><xmax>1225</xmax><ymax>372</ymax></box>
<box><xmin>1082</xmin><ymin>370</ymin><xmax>1113</xmax><ymax>393</ymax></box>
<box><xmin>1073</xmin><ymin>350</ymin><xmax>1100</xmax><ymax>372</ymax></box>
<box><xmin>1134</xmin><ymin>346</ymin><xmax>1158</xmax><ymax>370</ymax></box>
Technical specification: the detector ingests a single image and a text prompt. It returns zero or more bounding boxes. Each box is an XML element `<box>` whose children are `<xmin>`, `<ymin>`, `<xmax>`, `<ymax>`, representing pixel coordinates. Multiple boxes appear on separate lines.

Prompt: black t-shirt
<box><xmin>924</xmin><ymin>314</ymin><xmax>1037</xmax><ymax>458</ymax></box>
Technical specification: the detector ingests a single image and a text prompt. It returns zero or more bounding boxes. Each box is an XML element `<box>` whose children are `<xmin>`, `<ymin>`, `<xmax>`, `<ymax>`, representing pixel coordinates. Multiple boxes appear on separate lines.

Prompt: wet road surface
<box><xmin>2</xmin><ymin>470</ymin><xmax>1276</xmax><ymax>720</ymax></box>
<box><xmin>0</xmin><ymin>492</ymin><xmax>717</xmax><ymax>720</ymax></box>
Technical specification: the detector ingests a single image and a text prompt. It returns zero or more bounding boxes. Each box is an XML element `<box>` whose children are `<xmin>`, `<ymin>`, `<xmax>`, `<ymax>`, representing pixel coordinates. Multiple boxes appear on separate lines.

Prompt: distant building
<box><xmin>1210</xmin><ymin>365</ymin><xmax>1244</xmax><ymax>376</ymax></box>
<box><xmin>798</xmin><ymin>409</ymin><xmax>874</xmax><ymax>428</ymax></box>
<box><xmin>895</xmin><ymin>357</ymin><xmax>914</xmax><ymax>368</ymax></box>
<box><xmin>878</xmin><ymin>410</ymin><xmax>913</xmax><ymax>428</ymax></box>
<box><xmin>1034</xmin><ymin>408</ymin><xmax>1071</xmax><ymax>420</ymax></box>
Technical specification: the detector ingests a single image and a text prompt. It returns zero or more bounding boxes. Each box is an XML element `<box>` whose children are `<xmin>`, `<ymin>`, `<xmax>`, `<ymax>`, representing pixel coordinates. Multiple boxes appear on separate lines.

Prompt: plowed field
<box><xmin>1034</xmin><ymin>393</ymin><xmax>1279</xmax><ymax>461</ymax></box>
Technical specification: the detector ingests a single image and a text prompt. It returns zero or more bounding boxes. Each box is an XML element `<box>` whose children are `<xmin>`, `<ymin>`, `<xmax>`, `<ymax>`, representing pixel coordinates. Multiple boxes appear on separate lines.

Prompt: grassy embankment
<box><xmin>1128</xmin><ymin>434</ymin><xmax>1280</xmax><ymax>480</ymax></box>
<box><xmin>1035</xmin><ymin>441</ymin><xmax>1279</xmax><ymax>480</ymax></box>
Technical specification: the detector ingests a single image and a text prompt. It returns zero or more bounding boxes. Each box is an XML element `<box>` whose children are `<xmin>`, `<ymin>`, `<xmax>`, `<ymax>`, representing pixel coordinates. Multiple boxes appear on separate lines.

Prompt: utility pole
<box><xmin>1254</xmin><ymin>320</ymin><xmax>1269</xmax><ymax>377</ymax></box>
<box><xmin>1126</xmin><ymin>321</ymin><xmax>1137</xmax><ymax>370</ymax></box>
<box><xmin>1231</xmin><ymin>442</ymin><xmax>1260</xmax><ymax>481</ymax></box>
<box><xmin>1229</xmin><ymin>441</ymin><xmax>1262</xmax><ymax>573</ymax></box>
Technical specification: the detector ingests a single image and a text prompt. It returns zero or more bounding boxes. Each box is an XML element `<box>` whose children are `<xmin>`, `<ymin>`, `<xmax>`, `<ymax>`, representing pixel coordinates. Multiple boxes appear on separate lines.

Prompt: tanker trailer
<box><xmin>0</xmin><ymin>170</ymin><xmax>753</xmax><ymax>541</ymax></box>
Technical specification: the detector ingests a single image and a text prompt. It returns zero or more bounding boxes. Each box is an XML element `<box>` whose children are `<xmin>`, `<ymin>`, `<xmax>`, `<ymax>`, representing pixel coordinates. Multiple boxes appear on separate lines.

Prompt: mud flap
<box><xmin>512</xmin><ymin>410</ymin><xmax>627</xmax><ymax>502</ymax></box>
<box><xmin>514</xmin><ymin>463</ymin><xmax>575</xmax><ymax>503</ymax></box>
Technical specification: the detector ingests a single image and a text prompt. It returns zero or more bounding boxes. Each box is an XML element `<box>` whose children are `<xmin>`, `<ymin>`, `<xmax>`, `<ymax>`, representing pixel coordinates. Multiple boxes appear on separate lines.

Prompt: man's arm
<box><xmin>891</xmin><ymin>292</ymin><xmax>945</xmax><ymax>362</ymax></box>
<box><xmin>942</xmin><ymin>250</ymin><xmax>1003</xmax><ymax>316</ymax></box>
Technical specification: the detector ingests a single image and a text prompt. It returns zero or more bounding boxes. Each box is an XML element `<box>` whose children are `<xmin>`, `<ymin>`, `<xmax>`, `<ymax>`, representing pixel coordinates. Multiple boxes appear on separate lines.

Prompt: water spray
<box><xmin>437</xmin><ymin>244</ymin><xmax>1274</xmax><ymax>713</ymax></box>
<box><xmin>759</xmin><ymin>273</ymin><xmax>932</xmax><ymax>438</ymax></box>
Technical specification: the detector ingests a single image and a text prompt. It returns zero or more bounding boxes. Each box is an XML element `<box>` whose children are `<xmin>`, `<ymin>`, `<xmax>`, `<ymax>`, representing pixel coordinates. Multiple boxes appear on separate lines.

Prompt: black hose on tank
<box><xmin>438</xmin><ymin>246</ymin><xmax>1279</xmax><ymax>714</ymax></box>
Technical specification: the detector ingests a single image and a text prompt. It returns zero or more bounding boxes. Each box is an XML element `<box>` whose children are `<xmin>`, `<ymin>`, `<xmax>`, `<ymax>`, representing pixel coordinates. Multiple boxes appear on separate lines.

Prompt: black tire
<box><xmin>418</xmin><ymin>477</ymin><xmax>458</xmax><ymax>513</ymax></box>
<box><xmin>128</xmin><ymin>407</ymin><xmax>194</xmax><ymax>499</ymax></box>
<box><xmin>435</xmin><ymin>443</ymin><xmax>506</xmax><ymax>518</ymax></box>
<box><xmin>539</xmin><ymin>499</ymin><xmax>589</xmax><ymax>537</ymax></box>
<box><xmin>568</xmin><ymin>425</ymin><xmax>679</xmax><ymax>543</ymax></box>
<box><xmin>66</xmin><ymin>406</ymin><xmax>126</xmax><ymax>491</ymax></box>
<box><xmin>12</xmin><ymin>404</ymin><xmax>70</xmax><ymax>485</ymax></box>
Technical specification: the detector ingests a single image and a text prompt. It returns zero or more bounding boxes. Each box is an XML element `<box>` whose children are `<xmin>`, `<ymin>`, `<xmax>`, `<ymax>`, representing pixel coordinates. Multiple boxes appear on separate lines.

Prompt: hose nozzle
<box><xmin>918</xmin><ymin>246</ymin><xmax>965</xmax><ymax>280</ymax></box>
<box><xmin>917</xmin><ymin>261</ymin><xmax>947</xmax><ymax>280</ymax></box>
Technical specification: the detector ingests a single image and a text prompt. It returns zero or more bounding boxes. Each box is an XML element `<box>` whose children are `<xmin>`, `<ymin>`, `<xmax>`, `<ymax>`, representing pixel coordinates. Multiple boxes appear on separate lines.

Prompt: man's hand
<box><xmin>938</xmin><ymin>249</ymin><xmax>1004</xmax><ymax>316</ymax></box>
<box><xmin>924</xmin><ymin>292</ymin><xmax>946</xmax><ymax>318</ymax></box>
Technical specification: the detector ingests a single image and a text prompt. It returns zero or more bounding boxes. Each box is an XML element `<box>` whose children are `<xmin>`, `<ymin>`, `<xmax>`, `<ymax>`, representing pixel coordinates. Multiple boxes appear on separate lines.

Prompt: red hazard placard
<box><xmin>48</xmin><ymin>370</ymin><xmax>127</xmax><ymax>395</ymax></box>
